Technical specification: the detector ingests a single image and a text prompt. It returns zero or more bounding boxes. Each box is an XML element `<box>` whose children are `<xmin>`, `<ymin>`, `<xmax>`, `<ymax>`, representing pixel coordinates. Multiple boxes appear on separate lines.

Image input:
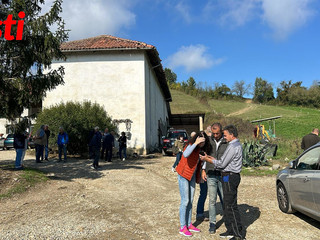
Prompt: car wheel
<box><xmin>277</xmin><ymin>182</ymin><xmax>295</xmax><ymax>213</ymax></box>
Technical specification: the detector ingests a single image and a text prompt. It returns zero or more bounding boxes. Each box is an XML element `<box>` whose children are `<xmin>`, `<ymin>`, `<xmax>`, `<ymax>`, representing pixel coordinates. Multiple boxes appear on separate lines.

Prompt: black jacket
<box><xmin>118</xmin><ymin>136</ymin><xmax>127</xmax><ymax>148</ymax></box>
<box><xmin>206</xmin><ymin>136</ymin><xmax>228</xmax><ymax>173</ymax></box>
<box><xmin>301</xmin><ymin>133</ymin><xmax>320</xmax><ymax>150</ymax></box>
<box><xmin>14</xmin><ymin>133</ymin><xmax>26</xmax><ymax>149</ymax></box>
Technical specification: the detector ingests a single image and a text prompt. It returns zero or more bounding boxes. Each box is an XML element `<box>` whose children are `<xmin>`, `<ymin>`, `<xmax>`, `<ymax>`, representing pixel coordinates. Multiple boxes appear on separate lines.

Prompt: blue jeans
<box><xmin>15</xmin><ymin>148</ymin><xmax>24</xmax><ymax>168</ymax></box>
<box><xmin>92</xmin><ymin>146</ymin><xmax>100</xmax><ymax>168</ymax></box>
<box><xmin>172</xmin><ymin>152</ymin><xmax>182</xmax><ymax>168</ymax></box>
<box><xmin>207</xmin><ymin>173</ymin><xmax>224</xmax><ymax>223</ymax></box>
<box><xmin>119</xmin><ymin>146</ymin><xmax>127</xmax><ymax>159</ymax></box>
<box><xmin>58</xmin><ymin>144</ymin><xmax>67</xmax><ymax>161</ymax></box>
<box><xmin>101</xmin><ymin>145</ymin><xmax>112</xmax><ymax>161</ymax></box>
<box><xmin>178</xmin><ymin>173</ymin><xmax>196</xmax><ymax>228</ymax></box>
<box><xmin>21</xmin><ymin>149</ymin><xmax>26</xmax><ymax>165</ymax></box>
<box><xmin>45</xmin><ymin>144</ymin><xmax>49</xmax><ymax>159</ymax></box>
<box><xmin>35</xmin><ymin>144</ymin><xmax>44</xmax><ymax>162</ymax></box>
<box><xmin>196</xmin><ymin>181</ymin><xmax>208</xmax><ymax>216</ymax></box>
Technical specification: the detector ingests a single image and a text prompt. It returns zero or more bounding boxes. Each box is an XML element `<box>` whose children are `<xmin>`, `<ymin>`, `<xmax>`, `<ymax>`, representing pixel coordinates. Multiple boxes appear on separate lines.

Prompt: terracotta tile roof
<box><xmin>61</xmin><ymin>35</ymin><xmax>155</xmax><ymax>51</ymax></box>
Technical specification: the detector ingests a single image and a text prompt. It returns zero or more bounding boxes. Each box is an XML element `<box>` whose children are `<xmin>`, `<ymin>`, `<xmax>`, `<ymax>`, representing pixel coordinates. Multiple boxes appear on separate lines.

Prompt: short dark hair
<box><xmin>223</xmin><ymin>125</ymin><xmax>238</xmax><ymax>137</ymax></box>
<box><xmin>211</xmin><ymin>122</ymin><xmax>223</xmax><ymax>133</ymax></box>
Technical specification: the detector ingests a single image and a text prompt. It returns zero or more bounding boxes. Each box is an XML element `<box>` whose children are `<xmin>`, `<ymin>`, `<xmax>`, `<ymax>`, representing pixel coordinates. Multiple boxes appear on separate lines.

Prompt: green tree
<box><xmin>212</xmin><ymin>83</ymin><xmax>231</xmax><ymax>99</ymax></box>
<box><xmin>164</xmin><ymin>68</ymin><xmax>177</xmax><ymax>85</ymax></box>
<box><xmin>308</xmin><ymin>84</ymin><xmax>320</xmax><ymax>108</ymax></box>
<box><xmin>253</xmin><ymin>77</ymin><xmax>274</xmax><ymax>103</ymax></box>
<box><xmin>276</xmin><ymin>80</ymin><xmax>303</xmax><ymax>104</ymax></box>
<box><xmin>180</xmin><ymin>80</ymin><xmax>188</xmax><ymax>91</ymax></box>
<box><xmin>0</xmin><ymin>0</ymin><xmax>68</xmax><ymax>120</ymax></box>
<box><xmin>34</xmin><ymin>101</ymin><xmax>115</xmax><ymax>155</ymax></box>
<box><xmin>187</xmin><ymin>77</ymin><xmax>196</xmax><ymax>89</ymax></box>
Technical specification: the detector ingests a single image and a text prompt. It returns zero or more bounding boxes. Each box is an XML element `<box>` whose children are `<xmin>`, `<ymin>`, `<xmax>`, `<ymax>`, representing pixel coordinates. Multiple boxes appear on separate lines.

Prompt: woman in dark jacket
<box><xmin>14</xmin><ymin>130</ymin><xmax>27</xmax><ymax>170</ymax></box>
<box><xmin>118</xmin><ymin>132</ymin><xmax>127</xmax><ymax>161</ymax></box>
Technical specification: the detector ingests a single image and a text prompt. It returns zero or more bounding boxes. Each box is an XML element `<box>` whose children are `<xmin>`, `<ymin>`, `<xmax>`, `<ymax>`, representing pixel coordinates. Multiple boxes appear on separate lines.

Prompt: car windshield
<box><xmin>166</xmin><ymin>131</ymin><xmax>187</xmax><ymax>139</ymax></box>
<box><xmin>6</xmin><ymin>134</ymin><xmax>14</xmax><ymax>138</ymax></box>
<box><xmin>297</xmin><ymin>146</ymin><xmax>320</xmax><ymax>170</ymax></box>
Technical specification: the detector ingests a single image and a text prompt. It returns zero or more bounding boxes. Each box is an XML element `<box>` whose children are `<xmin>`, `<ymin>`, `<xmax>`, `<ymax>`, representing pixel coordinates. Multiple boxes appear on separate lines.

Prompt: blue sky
<box><xmin>45</xmin><ymin>0</ymin><xmax>320</xmax><ymax>97</ymax></box>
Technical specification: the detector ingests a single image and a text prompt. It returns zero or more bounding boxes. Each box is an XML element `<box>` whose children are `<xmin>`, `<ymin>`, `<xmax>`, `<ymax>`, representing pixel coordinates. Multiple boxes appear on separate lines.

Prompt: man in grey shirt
<box><xmin>200</xmin><ymin>125</ymin><xmax>245</xmax><ymax>240</ymax></box>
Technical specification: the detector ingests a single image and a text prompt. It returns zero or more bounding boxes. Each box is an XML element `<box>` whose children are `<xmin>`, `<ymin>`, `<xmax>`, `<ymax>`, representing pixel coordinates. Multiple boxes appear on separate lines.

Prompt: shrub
<box><xmin>274</xmin><ymin>138</ymin><xmax>301</xmax><ymax>161</ymax></box>
<box><xmin>242</xmin><ymin>140</ymin><xmax>277</xmax><ymax>167</ymax></box>
<box><xmin>33</xmin><ymin>101</ymin><xmax>115</xmax><ymax>154</ymax></box>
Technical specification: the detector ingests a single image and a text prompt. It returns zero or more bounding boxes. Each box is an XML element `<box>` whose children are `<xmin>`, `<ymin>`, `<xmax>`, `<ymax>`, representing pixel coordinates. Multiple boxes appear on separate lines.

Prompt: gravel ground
<box><xmin>0</xmin><ymin>149</ymin><xmax>319</xmax><ymax>240</ymax></box>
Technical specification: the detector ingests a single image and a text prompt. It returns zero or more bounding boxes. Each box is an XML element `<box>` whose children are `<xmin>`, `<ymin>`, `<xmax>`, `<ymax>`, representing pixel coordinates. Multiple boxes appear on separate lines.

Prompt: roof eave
<box><xmin>61</xmin><ymin>47</ymin><xmax>155</xmax><ymax>52</ymax></box>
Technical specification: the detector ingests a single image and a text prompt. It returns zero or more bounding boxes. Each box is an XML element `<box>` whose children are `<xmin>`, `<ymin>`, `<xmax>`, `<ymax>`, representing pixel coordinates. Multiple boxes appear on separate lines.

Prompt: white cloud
<box><xmin>218</xmin><ymin>0</ymin><xmax>258</xmax><ymax>27</ymax></box>
<box><xmin>203</xmin><ymin>0</ymin><xmax>315</xmax><ymax>39</ymax></box>
<box><xmin>261</xmin><ymin>0</ymin><xmax>315</xmax><ymax>40</ymax></box>
<box><xmin>175</xmin><ymin>1</ymin><xmax>192</xmax><ymax>23</ymax></box>
<box><xmin>42</xmin><ymin>0</ymin><xmax>136</xmax><ymax>41</ymax></box>
<box><xmin>166</xmin><ymin>45</ymin><xmax>224</xmax><ymax>72</ymax></box>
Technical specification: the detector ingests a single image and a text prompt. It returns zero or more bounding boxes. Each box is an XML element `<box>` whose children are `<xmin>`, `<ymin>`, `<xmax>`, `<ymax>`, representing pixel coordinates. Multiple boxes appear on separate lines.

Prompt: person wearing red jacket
<box><xmin>176</xmin><ymin>131</ymin><xmax>212</xmax><ymax>237</ymax></box>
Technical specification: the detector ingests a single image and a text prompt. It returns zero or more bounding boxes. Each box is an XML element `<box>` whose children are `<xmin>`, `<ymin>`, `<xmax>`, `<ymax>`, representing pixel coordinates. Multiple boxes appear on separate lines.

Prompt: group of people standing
<box><xmin>88</xmin><ymin>127</ymin><xmax>127</xmax><ymax>170</ymax></box>
<box><xmin>14</xmin><ymin>124</ymin><xmax>127</xmax><ymax>170</ymax></box>
<box><xmin>174</xmin><ymin>123</ymin><xmax>246</xmax><ymax>240</ymax></box>
<box><xmin>33</xmin><ymin>125</ymin><xmax>69</xmax><ymax>163</ymax></box>
<box><xmin>13</xmin><ymin>125</ymin><xmax>69</xmax><ymax>170</ymax></box>
<box><xmin>13</xmin><ymin>125</ymin><xmax>69</xmax><ymax>169</ymax></box>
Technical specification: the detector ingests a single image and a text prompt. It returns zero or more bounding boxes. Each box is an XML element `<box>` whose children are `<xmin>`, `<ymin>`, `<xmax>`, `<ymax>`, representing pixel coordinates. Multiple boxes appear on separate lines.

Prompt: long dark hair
<box><xmin>189</xmin><ymin>131</ymin><xmax>212</xmax><ymax>154</ymax></box>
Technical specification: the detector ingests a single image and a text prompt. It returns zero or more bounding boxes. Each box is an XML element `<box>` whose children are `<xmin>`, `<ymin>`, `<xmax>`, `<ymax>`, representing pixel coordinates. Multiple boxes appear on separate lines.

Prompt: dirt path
<box><xmin>0</xmin><ymin>150</ymin><xmax>319</xmax><ymax>240</ymax></box>
<box><xmin>227</xmin><ymin>104</ymin><xmax>257</xmax><ymax>117</ymax></box>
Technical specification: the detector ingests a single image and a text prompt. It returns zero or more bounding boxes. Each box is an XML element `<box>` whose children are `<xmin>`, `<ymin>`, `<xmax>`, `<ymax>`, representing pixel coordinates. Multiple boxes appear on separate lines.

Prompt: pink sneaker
<box><xmin>179</xmin><ymin>226</ymin><xmax>192</xmax><ymax>237</ymax></box>
<box><xmin>188</xmin><ymin>224</ymin><xmax>201</xmax><ymax>232</ymax></box>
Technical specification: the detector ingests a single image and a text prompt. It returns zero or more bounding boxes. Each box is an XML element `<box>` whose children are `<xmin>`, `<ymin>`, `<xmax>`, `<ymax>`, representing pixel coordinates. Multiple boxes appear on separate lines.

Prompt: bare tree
<box><xmin>232</xmin><ymin>80</ymin><xmax>251</xmax><ymax>98</ymax></box>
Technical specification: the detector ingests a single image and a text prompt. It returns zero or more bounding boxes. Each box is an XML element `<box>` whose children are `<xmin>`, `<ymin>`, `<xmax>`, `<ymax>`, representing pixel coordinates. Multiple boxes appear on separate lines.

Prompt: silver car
<box><xmin>276</xmin><ymin>142</ymin><xmax>320</xmax><ymax>221</ymax></box>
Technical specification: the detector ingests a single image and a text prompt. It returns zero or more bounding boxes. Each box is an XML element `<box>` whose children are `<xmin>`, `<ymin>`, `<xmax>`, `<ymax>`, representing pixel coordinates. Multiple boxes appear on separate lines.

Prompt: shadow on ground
<box><xmin>294</xmin><ymin>212</ymin><xmax>320</xmax><ymax>229</ymax></box>
<box><xmin>0</xmin><ymin>155</ymin><xmax>159</xmax><ymax>182</ymax></box>
<box><xmin>194</xmin><ymin>203</ymin><xmax>260</xmax><ymax>231</ymax></box>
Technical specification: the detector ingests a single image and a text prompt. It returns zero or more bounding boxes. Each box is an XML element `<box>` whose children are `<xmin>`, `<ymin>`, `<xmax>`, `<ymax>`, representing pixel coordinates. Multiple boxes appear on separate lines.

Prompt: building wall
<box><xmin>144</xmin><ymin>54</ymin><xmax>169</xmax><ymax>153</ymax></box>
<box><xmin>0</xmin><ymin>109</ymin><xmax>30</xmax><ymax>135</ymax></box>
<box><xmin>44</xmin><ymin>50</ymin><xmax>147</xmax><ymax>151</ymax></box>
<box><xmin>0</xmin><ymin>119</ymin><xmax>7</xmax><ymax>135</ymax></box>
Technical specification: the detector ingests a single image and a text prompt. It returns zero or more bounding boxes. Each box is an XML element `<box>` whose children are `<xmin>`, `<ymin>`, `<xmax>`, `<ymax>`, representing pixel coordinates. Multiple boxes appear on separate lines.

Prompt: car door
<box><xmin>288</xmin><ymin>146</ymin><xmax>320</xmax><ymax>213</ymax></box>
<box><xmin>311</xmin><ymin>162</ymin><xmax>320</xmax><ymax>216</ymax></box>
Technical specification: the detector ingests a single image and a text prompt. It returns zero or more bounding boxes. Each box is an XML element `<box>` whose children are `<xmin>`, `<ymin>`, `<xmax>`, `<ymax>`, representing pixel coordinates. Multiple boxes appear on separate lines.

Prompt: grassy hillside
<box><xmin>170</xmin><ymin>89</ymin><xmax>320</xmax><ymax>140</ymax></box>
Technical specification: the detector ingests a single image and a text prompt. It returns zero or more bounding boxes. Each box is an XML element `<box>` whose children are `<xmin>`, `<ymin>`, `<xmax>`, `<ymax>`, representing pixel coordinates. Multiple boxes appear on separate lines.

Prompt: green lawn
<box><xmin>208</xmin><ymin>99</ymin><xmax>249</xmax><ymax>115</ymax></box>
<box><xmin>170</xmin><ymin>90</ymin><xmax>210</xmax><ymax>113</ymax></box>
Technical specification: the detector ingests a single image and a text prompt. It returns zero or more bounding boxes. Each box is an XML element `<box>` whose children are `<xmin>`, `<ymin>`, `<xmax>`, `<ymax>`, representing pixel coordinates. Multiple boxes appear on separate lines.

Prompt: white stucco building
<box><xmin>43</xmin><ymin>35</ymin><xmax>172</xmax><ymax>154</ymax></box>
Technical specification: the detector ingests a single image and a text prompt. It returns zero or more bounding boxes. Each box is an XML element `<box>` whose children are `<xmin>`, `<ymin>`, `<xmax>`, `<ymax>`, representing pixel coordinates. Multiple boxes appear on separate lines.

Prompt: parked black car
<box><xmin>162</xmin><ymin>129</ymin><xmax>188</xmax><ymax>156</ymax></box>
